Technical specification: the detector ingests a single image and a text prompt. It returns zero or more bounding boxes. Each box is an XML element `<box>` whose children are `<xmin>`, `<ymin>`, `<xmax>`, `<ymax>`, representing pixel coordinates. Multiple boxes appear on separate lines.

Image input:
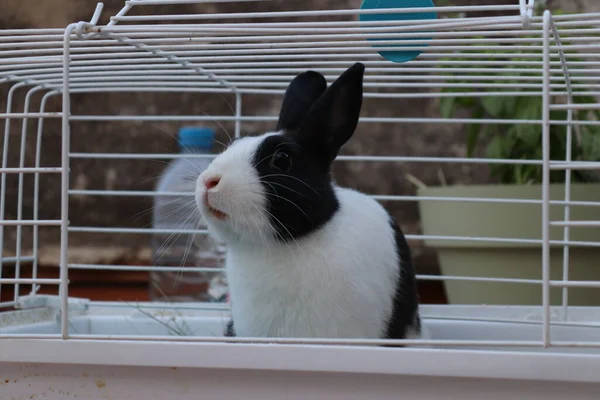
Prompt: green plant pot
<box><xmin>417</xmin><ymin>183</ymin><xmax>600</xmax><ymax>305</ymax></box>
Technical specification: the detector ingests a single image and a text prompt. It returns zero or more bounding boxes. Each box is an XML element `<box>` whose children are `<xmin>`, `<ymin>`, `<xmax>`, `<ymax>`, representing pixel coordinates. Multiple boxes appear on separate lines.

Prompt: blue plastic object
<box><xmin>178</xmin><ymin>126</ymin><xmax>215</xmax><ymax>149</ymax></box>
<box><xmin>360</xmin><ymin>0</ymin><xmax>437</xmax><ymax>63</ymax></box>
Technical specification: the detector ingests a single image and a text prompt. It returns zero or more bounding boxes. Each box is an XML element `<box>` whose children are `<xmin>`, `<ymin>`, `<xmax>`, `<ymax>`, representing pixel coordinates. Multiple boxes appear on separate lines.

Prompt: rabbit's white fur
<box><xmin>197</xmin><ymin>132</ymin><xmax>408</xmax><ymax>338</ymax></box>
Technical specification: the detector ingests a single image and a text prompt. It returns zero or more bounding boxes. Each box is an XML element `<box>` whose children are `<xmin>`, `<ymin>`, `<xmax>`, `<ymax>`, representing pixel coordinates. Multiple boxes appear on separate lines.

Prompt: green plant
<box><xmin>438</xmin><ymin>39</ymin><xmax>600</xmax><ymax>185</ymax></box>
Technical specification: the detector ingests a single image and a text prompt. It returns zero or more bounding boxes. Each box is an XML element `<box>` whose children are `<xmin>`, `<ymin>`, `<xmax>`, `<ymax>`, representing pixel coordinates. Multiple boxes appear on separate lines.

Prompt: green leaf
<box><xmin>466</xmin><ymin>107</ymin><xmax>484</xmax><ymax>157</ymax></box>
<box><xmin>515</xmin><ymin>123</ymin><xmax>541</xmax><ymax>148</ymax></box>
<box><xmin>466</xmin><ymin>124</ymin><xmax>481</xmax><ymax>158</ymax></box>
<box><xmin>484</xmin><ymin>135</ymin><xmax>507</xmax><ymax>160</ymax></box>
<box><xmin>502</xmin><ymin>96</ymin><xmax>519</xmax><ymax>116</ymax></box>
<box><xmin>549</xmin><ymin>108</ymin><xmax>567</xmax><ymax>121</ymax></box>
<box><xmin>432</xmin><ymin>30</ymin><xmax>599</xmax><ymax>185</ymax></box>
<box><xmin>440</xmin><ymin>97</ymin><xmax>455</xmax><ymax>119</ymax></box>
<box><xmin>481</xmin><ymin>96</ymin><xmax>504</xmax><ymax>117</ymax></box>
<box><xmin>515</xmin><ymin>96</ymin><xmax>542</xmax><ymax>120</ymax></box>
<box><xmin>580</xmin><ymin>126</ymin><xmax>600</xmax><ymax>161</ymax></box>
<box><xmin>574</xmin><ymin>94</ymin><xmax>597</xmax><ymax>105</ymax></box>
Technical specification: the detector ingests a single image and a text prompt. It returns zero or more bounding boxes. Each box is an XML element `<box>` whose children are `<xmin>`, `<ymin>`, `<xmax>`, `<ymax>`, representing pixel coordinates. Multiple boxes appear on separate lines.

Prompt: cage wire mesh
<box><xmin>0</xmin><ymin>0</ymin><xmax>599</xmax><ymax>353</ymax></box>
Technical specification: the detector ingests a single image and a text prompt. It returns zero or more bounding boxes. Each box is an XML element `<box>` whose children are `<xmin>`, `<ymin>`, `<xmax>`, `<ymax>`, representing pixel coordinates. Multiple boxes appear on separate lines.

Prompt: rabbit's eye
<box><xmin>270</xmin><ymin>150</ymin><xmax>292</xmax><ymax>172</ymax></box>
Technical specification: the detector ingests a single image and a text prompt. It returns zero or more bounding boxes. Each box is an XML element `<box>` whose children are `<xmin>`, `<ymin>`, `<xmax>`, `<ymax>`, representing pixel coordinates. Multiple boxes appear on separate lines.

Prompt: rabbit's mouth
<box><xmin>204</xmin><ymin>192</ymin><xmax>228</xmax><ymax>220</ymax></box>
<box><xmin>208</xmin><ymin>204</ymin><xmax>228</xmax><ymax>220</ymax></box>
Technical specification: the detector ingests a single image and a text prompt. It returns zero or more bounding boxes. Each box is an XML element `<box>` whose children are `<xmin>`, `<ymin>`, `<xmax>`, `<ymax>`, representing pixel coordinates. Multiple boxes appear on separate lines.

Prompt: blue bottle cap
<box><xmin>178</xmin><ymin>126</ymin><xmax>215</xmax><ymax>149</ymax></box>
<box><xmin>360</xmin><ymin>0</ymin><xmax>437</xmax><ymax>63</ymax></box>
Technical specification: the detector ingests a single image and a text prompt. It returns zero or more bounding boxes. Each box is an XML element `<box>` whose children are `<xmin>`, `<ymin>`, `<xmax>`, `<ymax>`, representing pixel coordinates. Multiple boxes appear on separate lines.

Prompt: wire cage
<box><xmin>1</xmin><ymin>0</ymin><xmax>600</xmax><ymax>398</ymax></box>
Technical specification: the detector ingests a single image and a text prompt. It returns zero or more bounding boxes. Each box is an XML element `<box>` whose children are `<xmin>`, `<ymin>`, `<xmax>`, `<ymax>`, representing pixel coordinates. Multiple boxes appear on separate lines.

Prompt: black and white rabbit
<box><xmin>195</xmin><ymin>63</ymin><xmax>421</xmax><ymax>340</ymax></box>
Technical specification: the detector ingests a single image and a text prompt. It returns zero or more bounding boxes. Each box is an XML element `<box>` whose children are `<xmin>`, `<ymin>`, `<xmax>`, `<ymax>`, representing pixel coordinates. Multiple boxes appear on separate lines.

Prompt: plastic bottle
<box><xmin>149</xmin><ymin>126</ymin><xmax>226</xmax><ymax>302</ymax></box>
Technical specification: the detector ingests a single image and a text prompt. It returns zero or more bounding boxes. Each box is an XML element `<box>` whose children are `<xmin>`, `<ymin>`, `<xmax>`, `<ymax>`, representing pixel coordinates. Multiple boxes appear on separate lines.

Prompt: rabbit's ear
<box><xmin>276</xmin><ymin>70</ymin><xmax>327</xmax><ymax>132</ymax></box>
<box><xmin>297</xmin><ymin>62</ymin><xmax>365</xmax><ymax>166</ymax></box>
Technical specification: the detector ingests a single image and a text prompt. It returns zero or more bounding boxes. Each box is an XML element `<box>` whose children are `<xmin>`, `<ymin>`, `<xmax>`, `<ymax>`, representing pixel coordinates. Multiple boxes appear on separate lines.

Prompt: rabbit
<box><xmin>195</xmin><ymin>62</ymin><xmax>422</xmax><ymax>340</ymax></box>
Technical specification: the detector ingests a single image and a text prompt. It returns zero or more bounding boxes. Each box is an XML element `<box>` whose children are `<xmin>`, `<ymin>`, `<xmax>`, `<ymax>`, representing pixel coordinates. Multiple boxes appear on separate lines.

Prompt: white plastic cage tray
<box><xmin>1</xmin><ymin>302</ymin><xmax>600</xmax><ymax>351</ymax></box>
<box><xmin>2</xmin><ymin>301</ymin><xmax>600</xmax><ymax>355</ymax></box>
<box><xmin>2</xmin><ymin>302</ymin><xmax>600</xmax><ymax>399</ymax></box>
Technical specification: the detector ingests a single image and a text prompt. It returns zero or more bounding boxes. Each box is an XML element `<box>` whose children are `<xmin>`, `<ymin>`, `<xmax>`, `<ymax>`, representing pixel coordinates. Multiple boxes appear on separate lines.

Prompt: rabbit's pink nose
<box><xmin>205</xmin><ymin>176</ymin><xmax>221</xmax><ymax>190</ymax></box>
